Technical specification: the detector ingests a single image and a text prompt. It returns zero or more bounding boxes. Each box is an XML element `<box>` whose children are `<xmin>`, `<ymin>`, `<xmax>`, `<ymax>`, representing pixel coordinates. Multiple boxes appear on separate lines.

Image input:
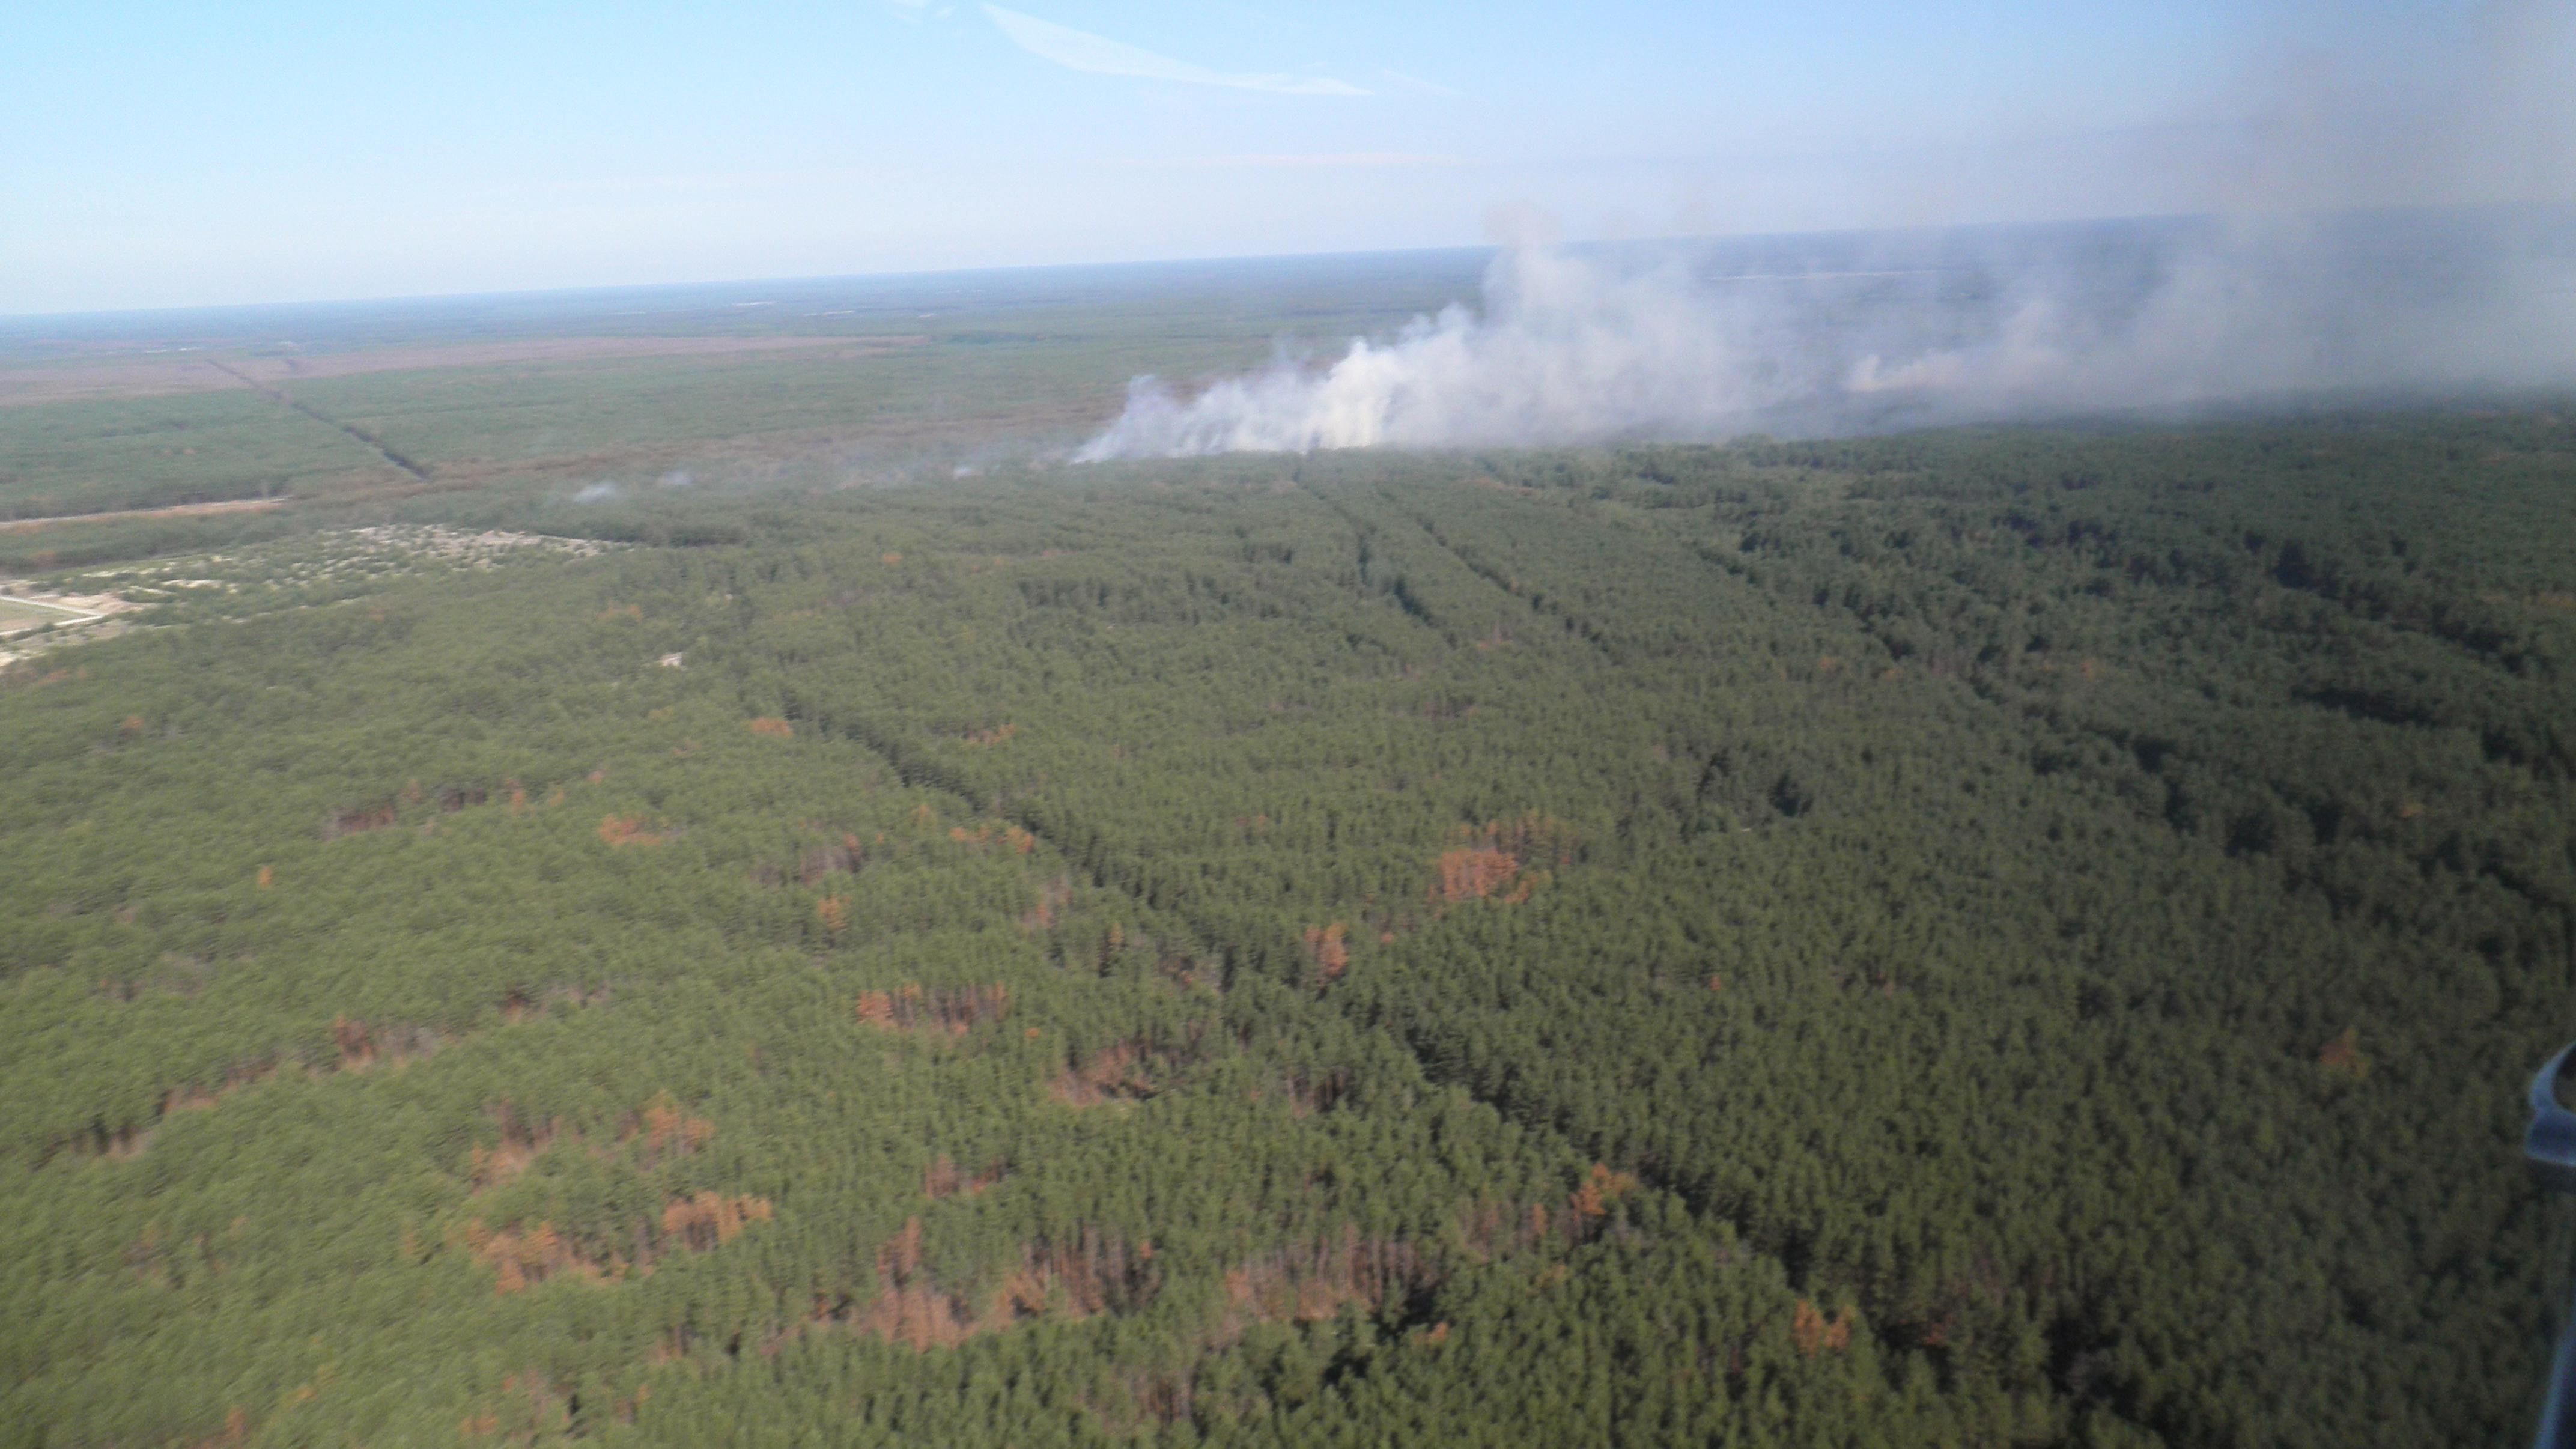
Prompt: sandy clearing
<box><xmin>0</xmin><ymin>335</ymin><xmax>929</xmax><ymax>407</ymax></box>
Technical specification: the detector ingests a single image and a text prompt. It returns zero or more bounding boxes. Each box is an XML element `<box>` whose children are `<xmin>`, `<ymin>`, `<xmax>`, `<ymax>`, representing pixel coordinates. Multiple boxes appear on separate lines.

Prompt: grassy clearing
<box><xmin>57</xmin><ymin>524</ymin><xmax>618</xmax><ymax>625</ymax></box>
<box><xmin>0</xmin><ymin>595</ymin><xmax>91</xmax><ymax>633</ymax></box>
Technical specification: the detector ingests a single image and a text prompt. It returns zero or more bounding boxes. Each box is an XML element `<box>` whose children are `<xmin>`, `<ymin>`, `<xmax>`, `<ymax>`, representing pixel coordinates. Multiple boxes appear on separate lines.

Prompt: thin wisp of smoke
<box><xmin>1074</xmin><ymin>210</ymin><xmax>2576</xmax><ymax>461</ymax></box>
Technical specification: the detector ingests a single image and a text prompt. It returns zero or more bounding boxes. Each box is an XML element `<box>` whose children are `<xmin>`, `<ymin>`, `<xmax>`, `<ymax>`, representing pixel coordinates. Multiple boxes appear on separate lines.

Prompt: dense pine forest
<box><xmin>4</xmin><ymin>407</ymin><xmax>2573</xmax><ymax>1446</ymax></box>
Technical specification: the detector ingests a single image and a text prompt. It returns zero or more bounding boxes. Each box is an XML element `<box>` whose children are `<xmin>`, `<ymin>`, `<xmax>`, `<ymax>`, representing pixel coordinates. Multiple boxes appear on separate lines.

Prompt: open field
<box><xmin>0</xmin><ymin>596</ymin><xmax>81</xmax><ymax>633</ymax></box>
<box><xmin>0</xmin><ymin>496</ymin><xmax>289</xmax><ymax>533</ymax></box>
<box><xmin>0</xmin><ymin>252</ymin><xmax>1489</xmax><ymax>541</ymax></box>
<box><xmin>0</xmin><ymin>335</ymin><xmax>916</xmax><ymax>407</ymax></box>
<box><xmin>0</xmin><ymin>587</ymin><xmax>133</xmax><ymax>665</ymax></box>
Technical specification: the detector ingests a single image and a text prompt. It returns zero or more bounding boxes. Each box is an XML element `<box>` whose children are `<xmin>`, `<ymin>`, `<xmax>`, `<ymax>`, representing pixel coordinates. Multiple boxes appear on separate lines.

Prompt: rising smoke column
<box><xmin>1073</xmin><ymin>246</ymin><xmax>1804</xmax><ymax>460</ymax></box>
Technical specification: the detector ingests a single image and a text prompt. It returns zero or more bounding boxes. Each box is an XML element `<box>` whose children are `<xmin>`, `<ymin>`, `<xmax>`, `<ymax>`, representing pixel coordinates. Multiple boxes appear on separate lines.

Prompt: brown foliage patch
<box><xmin>1019</xmin><ymin>875</ymin><xmax>1072</xmax><ymax>932</ymax></box>
<box><xmin>842</xmin><ymin>1217</ymin><xmax>989</xmax><ymax>1352</ymax></box>
<box><xmin>186</xmin><ymin>1406</ymin><xmax>254</xmax><ymax>1449</ymax></box>
<box><xmin>126</xmin><ymin>1220</ymin><xmax>234</xmax><ymax>1290</ymax></box>
<box><xmin>468</xmin><ymin>1104</ymin><xmax>558</xmax><ymax>1191</ymax></box>
<box><xmin>1453</xmin><ymin>1181</ymin><xmax>1634</xmax><ymax>1262</ymax></box>
<box><xmin>320</xmin><ymin>803</ymin><xmax>397</xmax><ymax>840</ymax></box>
<box><xmin>500</xmin><ymin>983</ymin><xmax>609</xmax><ymax>1022</ymax></box>
<box><xmin>1050</xmin><ymin>1040</ymin><xmax>1156</xmax><ymax>1107</ymax></box>
<box><xmin>1568</xmin><ymin>1162</ymin><xmax>1641</xmax><ymax>1220</ymax></box>
<box><xmin>747</xmin><ymin>831</ymin><xmax>865</xmax><ymax>888</ymax></box>
<box><xmin>857</xmin><ymin>1278</ymin><xmax>976</xmax><ymax>1352</ymax></box>
<box><xmin>1429</xmin><ymin>814</ymin><xmax>1577</xmax><ymax>905</ymax></box>
<box><xmin>923</xmin><ymin>1154</ymin><xmax>1009</xmax><ymax>1200</ymax></box>
<box><xmin>1463</xmin><ymin>812</ymin><xmax>1581</xmax><ymax>867</ymax></box>
<box><xmin>2318</xmin><ymin>1026</ymin><xmax>2373</xmax><ymax>1080</ymax></box>
<box><xmin>597</xmin><ymin>815</ymin><xmax>665</xmax><ymax>847</ymax></box>
<box><xmin>660</xmin><ymin>1192</ymin><xmax>773</xmax><ymax>1252</ymax></box>
<box><xmin>67</xmin><ymin>1027</ymin><xmax>463</xmax><ymax>1164</ymax></box>
<box><xmin>747</xmin><ymin>717</ymin><xmax>795</xmax><ymax>737</ymax></box>
<box><xmin>947</xmin><ymin>822</ymin><xmax>1041</xmax><ymax>863</ymax></box>
<box><xmin>450</xmin><ymin>1093</ymin><xmax>747</xmax><ymax>1293</ymax></box>
<box><xmin>465</xmin><ymin>1220</ymin><xmax>617</xmax><ymax>1294</ymax></box>
<box><xmin>810</xmin><ymin>1222</ymin><xmax>1157</xmax><ymax>1355</ymax></box>
<box><xmin>1006</xmin><ymin>1229</ymin><xmax>1159</xmax><ymax>1319</ymax></box>
<box><xmin>806</xmin><ymin>833</ymin><xmax>864</xmax><ymax>881</ymax></box>
<box><xmin>87</xmin><ymin>1122</ymin><xmax>157</xmax><ymax>1161</ymax></box>
<box><xmin>330</xmin><ymin>1015</ymin><xmax>442</xmax><ymax>1072</ymax></box>
<box><xmin>465</xmin><ymin>1190</ymin><xmax>768</xmax><ymax>1295</ymax></box>
<box><xmin>56</xmin><ymin>1045</ymin><xmax>260</xmax><ymax>1163</ymax></box>
<box><xmin>171</xmin><ymin>1057</ymin><xmax>283</xmax><ymax>1107</ymax></box>
<box><xmin>321</xmin><ymin>781</ymin><xmax>502</xmax><ymax>840</ymax></box>
<box><xmin>1792</xmin><ymin>1299</ymin><xmax>1856</xmax><ymax>1355</ymax></box>
<box><xmin>457</xmin><ymin>1369</ymin><xmax>582</xmax><ymax>1442</ymax></box>
<box><xmin>856</xmin><ymin>982</ymin><xmax>1013</xmax><ymax>1036</ymax></box>
<box><xmin>466</xmin><ymin>1090</ymin><xmax>697</xmax><ymax>1192</ymax></box>
<box><xmin>1302</xmin><ymin>921</ymin><xmax>1350</xmax><ymax>981</ymax></box>
<box><xmin>626</xmin><ymin>1092</ymin><xmax>715</xmax><ymax>1167</ymax></box>
<box><xmin>1433</xmin><ymin>846</ymin><xmax>1523</xmax><ymax>904</ymax></box>
<box><xmin>1218</xmin><ymin>1227</ymin><xmax>1440</xmax><ymax>1339</ymax></box>
<box><xmin>1268</xmin><ymin>1065</ymin><xmax>1350</xmax><ymax>1117</ymax></box>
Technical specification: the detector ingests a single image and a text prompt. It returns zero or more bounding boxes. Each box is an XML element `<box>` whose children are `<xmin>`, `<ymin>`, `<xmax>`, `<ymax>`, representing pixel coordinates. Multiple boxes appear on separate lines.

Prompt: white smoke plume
<box><xmin>1075</xmin><ymin>247</ymin><xmax>1807</xmax><ymax>458</ymax></box>
<box><xmin>1074</xmin><ymin>212</ymin><xmax>2576</xmax><ymax>462</ymax></box>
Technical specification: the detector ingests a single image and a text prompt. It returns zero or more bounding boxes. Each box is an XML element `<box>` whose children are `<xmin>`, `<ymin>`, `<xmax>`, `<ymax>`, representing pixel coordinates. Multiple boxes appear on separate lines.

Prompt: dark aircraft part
<box><xmin>2532</xmin><ymin>1043</ymin><xmax>2576</xmax><ymax>1195</ymax></box>
<box><xmin>2528</xmin><ymin>1043</ymin><xmax>2576</xmax><ymax>1449</ymax></box>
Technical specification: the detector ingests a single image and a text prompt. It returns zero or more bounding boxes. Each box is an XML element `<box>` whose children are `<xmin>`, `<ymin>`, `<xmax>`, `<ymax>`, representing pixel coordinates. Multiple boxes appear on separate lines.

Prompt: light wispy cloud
<box><xmin>983</xmin><ymin>5</ymin><xmax>1365</xmax><ymax>96</ymax></box>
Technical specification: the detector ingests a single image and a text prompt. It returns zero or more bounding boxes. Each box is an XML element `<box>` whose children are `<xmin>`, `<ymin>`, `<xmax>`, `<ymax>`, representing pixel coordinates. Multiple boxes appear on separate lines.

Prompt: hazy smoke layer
<box><xmin>1845</xmin><ymin>214</ymin><xmax>2576</xmax><ymax>415</ymax></box>
<box><xmin>1075</xmin><ymin>211</ymin><xmax>2576</xmax><ymax>460</ymax></box>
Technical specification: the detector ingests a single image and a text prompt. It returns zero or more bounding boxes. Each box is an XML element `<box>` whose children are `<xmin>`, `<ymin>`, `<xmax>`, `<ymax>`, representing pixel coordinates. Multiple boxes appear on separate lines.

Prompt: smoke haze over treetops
<box><xmin>1074</xmin><ymin>207</ymin><xmax>2576</xmax><ymax>460</ymax></box>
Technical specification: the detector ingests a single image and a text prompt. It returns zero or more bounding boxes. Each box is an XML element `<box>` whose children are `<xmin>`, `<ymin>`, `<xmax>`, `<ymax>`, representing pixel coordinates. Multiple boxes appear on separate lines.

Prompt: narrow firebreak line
<box><xmin>1393</xmin><ymin>493</ymin><xmax>1621</xmax><ymax>661</ymax></box>
<box><xmin>205</xmin><ymin>359</ymin><xmax>432</xmax><ymax>482</ymax></box>
<box><xmin>1292</xmin><ymin>481</ymin><xmax>1450</xmax><ymax>640</ymax></box>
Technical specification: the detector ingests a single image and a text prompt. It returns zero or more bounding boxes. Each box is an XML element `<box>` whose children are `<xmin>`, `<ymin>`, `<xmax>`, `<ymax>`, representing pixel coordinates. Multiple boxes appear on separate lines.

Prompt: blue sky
<box><xmin>3</xmin><ymin>0</ymin><xmax>2562</xmax><ymax>313</ymax></box>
